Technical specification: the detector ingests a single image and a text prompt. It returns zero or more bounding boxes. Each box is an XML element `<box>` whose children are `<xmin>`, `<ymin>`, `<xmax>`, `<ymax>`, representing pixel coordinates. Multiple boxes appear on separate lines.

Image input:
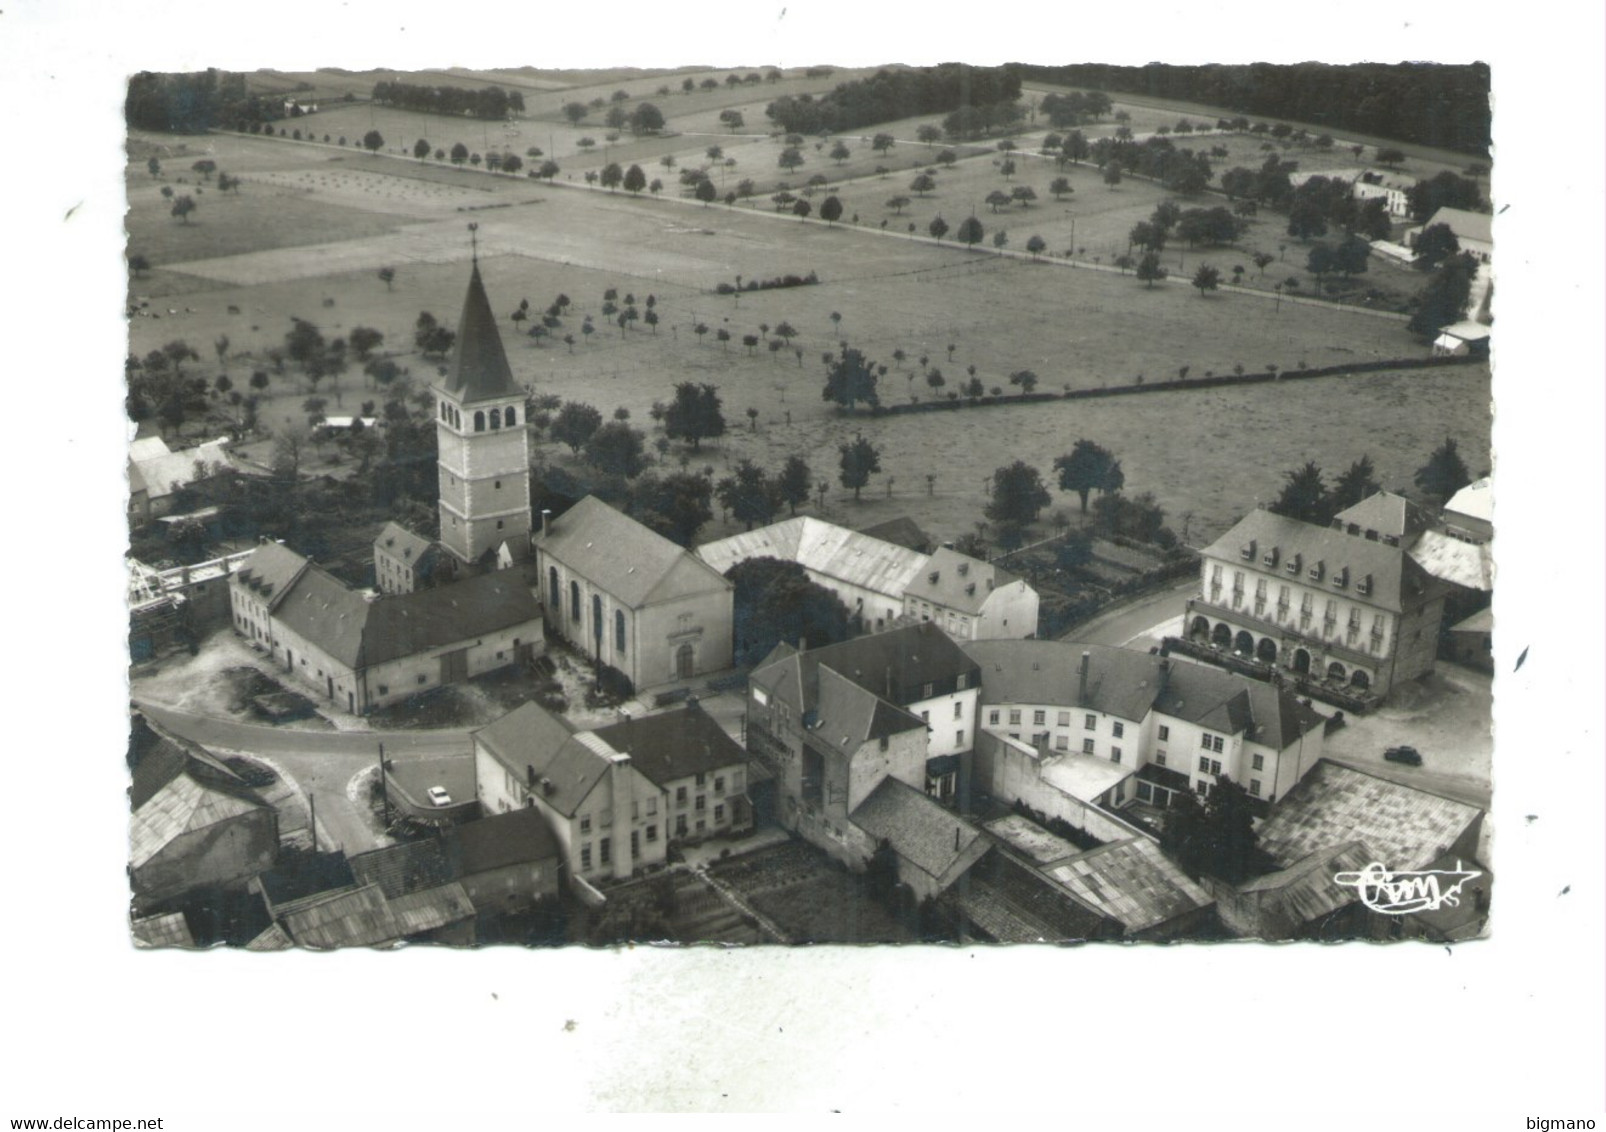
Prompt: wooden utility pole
<box><xmin>309</xmin><ymin>793</ymin><xmax>317</xmax><ymax>853</ymax></box>
<box><xmin>378</xmin><ymin>742</ymin><xmax>391</xmax><ymax>826</ymax></box>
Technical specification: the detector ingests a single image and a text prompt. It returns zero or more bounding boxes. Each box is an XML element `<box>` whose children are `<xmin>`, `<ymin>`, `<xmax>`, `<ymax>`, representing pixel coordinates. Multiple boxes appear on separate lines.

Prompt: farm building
<box><xmin>536</xmin><ymin>496</ymin><xmax>734</xmax><ymax>691</ymax></box>
<box><xmin>228</xmin><ymin>539</ymin><xmax>543</xmax><ymax>715</ymax></box>
<box><xmin>128</xmin><ymin>715</ymin><xmax>279</xmax><ymax>915</ymax></box>
<box><xmin>1407</xmin><ymin>206</ymin><xmax>1492</xmax><ymax>262</ymax></box>
<box><xmin>698</xmin><ymin>516</ymin><xmax>1038</xmax><ymax>639</ymax></box>
<box><xmin>373</xmin><ymin>520</ymin><xmax>452</xmax><ymax>595</ymax></box>
<box><xmin>1184</xmin><ymin>507</ymin><xmax>1451</xmax><ymax>697</ymax></box>
<box><xmin>128</xmin><ymin>435</ymin><xmax>235</xmax><ymax>523</ymax></box>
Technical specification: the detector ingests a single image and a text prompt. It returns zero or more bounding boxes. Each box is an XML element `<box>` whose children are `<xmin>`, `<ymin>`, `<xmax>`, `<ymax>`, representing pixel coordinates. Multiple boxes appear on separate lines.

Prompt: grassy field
<box><xmin>127</xmin><ymin>92</ymin><xmax>1489</xmax><ymax>557</ymax></box>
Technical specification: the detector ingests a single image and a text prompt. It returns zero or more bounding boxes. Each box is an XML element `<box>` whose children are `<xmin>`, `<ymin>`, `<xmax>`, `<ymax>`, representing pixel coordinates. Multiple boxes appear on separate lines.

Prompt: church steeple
<box><xmin>441</xmin><ymin>229</ymin><xmax>521</xmax><ymax>404</ymax></box>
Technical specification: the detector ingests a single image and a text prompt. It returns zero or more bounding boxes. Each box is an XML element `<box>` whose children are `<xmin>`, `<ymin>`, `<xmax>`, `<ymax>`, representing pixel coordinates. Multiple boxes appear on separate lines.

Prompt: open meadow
<box><xmin>128</xmin><ymin>77</ymin><xmax>1488</xmax><ymax>553</ymax></box>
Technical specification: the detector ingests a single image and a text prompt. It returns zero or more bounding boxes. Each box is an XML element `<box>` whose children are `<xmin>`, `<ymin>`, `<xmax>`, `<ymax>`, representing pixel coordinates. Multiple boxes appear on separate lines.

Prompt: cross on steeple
<box><xmin>468</xmin><ymin>222</ymin><xmax>479</xmax><ymax>264</ymax></box>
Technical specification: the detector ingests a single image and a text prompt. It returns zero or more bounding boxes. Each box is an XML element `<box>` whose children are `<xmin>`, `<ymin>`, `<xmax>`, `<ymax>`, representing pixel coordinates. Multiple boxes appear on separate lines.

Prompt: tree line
<box><xmin>1012</xmin><ymin>62</ymin><xmax>1491</xmax><ymax>154</ymax></box>
<box><xmin>764</xmin><ymin>64</ymin><xmax>1021</xmax><ymax>137</ymax></box>
<box><xmin>370</xmin><ymin>81</ymin><xmax>525</xmax><ymax>120</ymax></box>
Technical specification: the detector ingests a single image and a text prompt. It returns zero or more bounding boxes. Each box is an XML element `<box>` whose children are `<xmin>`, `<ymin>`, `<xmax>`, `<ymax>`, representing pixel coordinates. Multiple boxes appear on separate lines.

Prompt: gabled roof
<box><xmin>1047</xmin><ymin>838</ymin><xmax>1213</xmax><ymax>933</ymax></box>
<box><xmin>1445</xmin><ymin>477</ymin><xmax>1492</xmax><ymax>524</ymax></box>
<box><xmin>1334</xmin><ymin>490</ymin><xmax>1432</xmax><ymax>541</ymax></box>
<box><xmin>748</xmin><ymin>646</ymin><xmax>927</xmax><ymax>748</ymax></box>
<box><xmin>349</xmin><ymin>839</ymin><xmax>454</xmax><ymax>898</ymax></box>
<box><xmin>130</xmin><ymin>436</ymin><xmax>233</xmax><ymax>501</ymax></box>
<box><xmin>231</xmin><ymin>541</ymin><xmax>312</xmax><ymax>611</ymax></box>
<box><xmin>540</xmin><ymin>496</ymin><xmax>731</xmax><ymax>608</ymax></box>
<box><xmin>697</xmin><ymin>517</ymin><xmax>929</xmax><ymax>601</ymax></box>
<box><xmin>852</xmin><ymin>778</ymin><xmax>984</xmax><ymax>880</ymax></box>
<box><xmin>857</xmin><ymin>516</ymin><xmax>932</xmax><ymax>554</ymax></box>
<box><xmin>439</xmin><ymin>264</ymin><xmax>522</xmax><ymax>404</ymax></box>
<box><xmin>279</xmin><ymin>883</ymin><xmax>401</xmax><ymax>950</ymax></box>
<box><xmin>1256</xmin><ymin>760</ymin><xmax>1483</xmax><ymax>873</ymax></box>
<box><xmin>1201</xmin><ymin>509</ymin><xmax>1442</xmax><ymax>614</ymax></box>
<box><xmin>1153</xmin><ymin>660</ymin><xmax>1325</xmax><ymax>750</ymax></box>
<box><xmin>780</xmin><ymin>622</ymin><xmax>979</xmax><ymax>707</ymax></box>
<box><xmin>1409</xmin><ymin>529</ymin><xmax>1493</xmax><ymax>591</ymax></box>
<box><xmin>270</xmin><ymin>561</ymin><xmax>539</xmax><ymax>670</ymax></box>
<box><xmin>903</xmin><ymin>547</ymin><xmax>1025</xmax><ymax>615</ymax></box>
<box><xmin>1422</xmin><ymin>206</ymin><xmax>1492</xmax><ymax>245</ymax></box>
<box><xmin>374</xmin><ymin>521</ymin><xmax>436</xmax><ymax>565</ymax></box>
<box><xmin>1450</xmin><ymin>607</ymin><xmax>1493</xmax><ymax>634</ymax></box>
<box><xmin>963</xmin><ymin>639</ymin><xmax>1156</xmax><ymax>722</ymax></box>
<box><xmin>474</xmin><ymin>702</ymin><xmax>616</xmax><ymax>818</ymax></box>
<box><xmin>386</xmin><ymin>882</ymin><xmax>476</xmax><ymax>935</ymax></box>
<box><xmin>1235</xmin><ymin>840</ymin><xmax>1374</xmax><ymax>933</ymax></box>
<box><xmin>451</xmin><ymin>806</ymin><xmax>561</xmax><ymax>874</ymax></box>
<box><xmin>594</xmin><ymin>704</ymin><xmax>748</xmax><ymax>788</ymax></box>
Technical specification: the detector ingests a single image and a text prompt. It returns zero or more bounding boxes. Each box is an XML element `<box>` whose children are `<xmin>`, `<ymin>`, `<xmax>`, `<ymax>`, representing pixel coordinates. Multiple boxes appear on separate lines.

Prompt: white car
<box><xmin>427</xmin><ymin>786</ymin><xmax>453</xmax><ymax>807</ymax></box>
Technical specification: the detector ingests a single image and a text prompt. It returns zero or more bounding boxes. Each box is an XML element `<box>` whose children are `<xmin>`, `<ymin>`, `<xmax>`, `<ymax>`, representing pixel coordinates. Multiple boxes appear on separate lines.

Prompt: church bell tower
<box><xmin>434</xmin><ymin>228</ymin><xmax>532</xmax><ymax>565</ymax></box>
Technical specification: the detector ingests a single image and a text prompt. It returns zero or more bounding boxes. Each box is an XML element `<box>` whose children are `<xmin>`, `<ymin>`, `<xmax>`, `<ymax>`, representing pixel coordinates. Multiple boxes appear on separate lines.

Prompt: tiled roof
<box><xmin>1409</xmin><ymin>529</ymin><xmax>1493</xmax><ymax>591</ymax></box>
<box><xmin>1422</xmin><ymin>206</ymin><xmax>1492</xmax><ymax>245</ymax></box>
<box><xmin>474</xmin><ymin>702</ymin><xmax>614</xmax><ymax>819</ymax></box>
<box><xmin>1154</xmin><ymin>660</ymin><xmax>1325</xmax><ymax>750</ymax></box>
<box><xmin>787</xmin><ymin>622</ymin><xmax>979</xmax><ymax>706</ymax></box>
<box><xmin>130</xmin><ymin>773</ymin><xmax>269</xmax><ymax>869</ymax></box>
<box><xmin>349</xmin><ymin>839</ymin><xmax>454</xmax><ymax>899</ymax></box>
<box><xmin>374</xmin><ymin>521</ymin><xmax>436</xmax><ymax>565</ymax></box>
<box><xmin>903</xmin><ymin>547</ymin><xmax>1022</xmax><ymax>616</ymax></box>
<box><xmin>131</xmin><ymin>912</ymin><xmax>195</xmax><ymax>949</ymax></box>
<box><xmin>1200</xmin><ymin>509</ymin><xmax>1441</xmax><ymax>614</ymax></box>
<box><xmin>1047</xmin><ymin>838</ymin><xmax>1213</xmax><ymax>933</ymax></box>
<box><xmin>852</xmin><ymin>778</ymin><xmax>985</xmax><ymax>880</ymax></box>
<box><xmin>231</xmin><ymin>541</ymin><xmax>312</xmax><ymax>610</ymax></box>
<box><xmin>279</xmin><ymin>884</ymin><xmax>401</xmax><ymax>950</ymax></box>
<box><xmin>698</xmin><ymin>517</ymin><xmax>929</xmax><ymax>601</ymax></box>
<box><xmin>439</xmin><ymin>264</ymin><xmax>522</xmax><ymax>404</ymax></box>
<box><xmin>964</xmin><ymin>639</ymin><xmax>1157</xmax><ymax>722</ymax></box>
<box><xmin>541</xmin><ymin>495</ymin><xmax>730</xmax><ymax>608</ymax></box>
<box><xmin>594</xmin><ymin>704</ymin><xmax>747</xmax><ymax>788</ymax></box>
<box><xmin>1334</xmin><ymin>491</ymin><xmax>1432</xmax><ymax>541</ymax></box>
<box><xmin>452</xmin><ymin>806</ymin><xmax>561</xmax><ymax>874</ymax></box>
<box><xmin>1256</xmin><ymin>760</ymin><xmax>1483</xmax><ymax>873</ymax></box>
<box><xmin>272</xmin><ymin>562</ymin><xmax>539</xmax><ymax>669</ymax></box>
<box><xmin>857</xmin><ymin>516</ymin><xmax>933</xmax><ymax>554</ymax></box>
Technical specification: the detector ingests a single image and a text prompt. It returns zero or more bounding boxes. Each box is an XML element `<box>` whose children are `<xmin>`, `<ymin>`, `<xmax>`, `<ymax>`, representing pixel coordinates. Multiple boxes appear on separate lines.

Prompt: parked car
<box><xmin>1383</xmin><ymin>746</ymin><xmax>1422</xmax><ymax>767</ymax></box>
<box><xmin>427</xmin><ymin>786</ymin><xmax>453</xmax><ymax>807</ymax></box>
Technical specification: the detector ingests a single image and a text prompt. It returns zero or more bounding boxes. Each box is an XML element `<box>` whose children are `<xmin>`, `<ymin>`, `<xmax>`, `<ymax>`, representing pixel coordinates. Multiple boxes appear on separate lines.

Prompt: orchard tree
<box><xmin>585</xmin><ymin>421</ymin><xmax>648</xmax><ymax>479</ymax></box>
<box><xmin>910</xmin><ymin>173</ymin><xmax>936</xmax><ymax>197</ymax></box>
<box><xmin>1008</xmin><ymin>369</ymin><xmax>1039</xmax><ymax>394</ymax></box>
<box><xmin>928</xmin><ymin>215</ymin><xmax>949</xmax><ymax>241</ymax></box>
<box><xmin>413</xmin><ymin>138</ymin><xmax>430</xmax><ymax>159</ymax></box>
<box><xmin>1191</xmin><ymin>264</ymin><xmax>1221</xmax><ymax>296</ymax></box>
<box><xmin>1049</xmin><ymin>177</ymin><xmax>1072</xmax><ymax>201</ymax></box>
<box><xmin>830</xmin><ymin>140</ymin><xmax>852</xmax><ymax>164</ymax></box>
<box><xmin>1026</xmin><ymin>234</ymin><xmax>1047</xmax><ymax>258</ymax></box>
<box><xmin>820</xmin><ymin>195</ymin><xmax>843</xmax><ymax>224</ymax></box>
<box><xmin>779</xmin><ymin>147</ymin><xmax>805</xmax><ymax>172</ymax></box>
<box><xmin>886</xmin><ymin>195</ymin><xmax>911</xmax><ymax>215</ymax></box>
<box><xmin>822</xmin><ymin>347</ymin><xmax>881</xmax><ymax>412</ymax></box>
<box><xmin>956</xmin><ymin>215</ymin><xmax>985</xmax><ymax>246</ymax></box>
<box><xmin>552</xmin><ymin>401</ymin><xmax>604</xmax><ymax>454</ymax></box>
<box><xmin>363</xmin><ymin>130</ymin><xmax>384</xmax><ymax>153</ymax></box>
<box><xmin>1136</xmin><ymin>252</ymin><xmax>1167</xmax><ymax>288</ymax></box>
<box><xmin>778</xmin><ymin>454</ymin><xmax>813</xmax><ymax>515</ymax></box>
<box><xmin>623</xmin><ymin>164</ymin><xmax>647</xmax><ymax>193</ymax></box>
<box><xmin>716</xmin><ymin>459</ymin><xmax>785</xmax><ymax>530</ymax></box>
<box><xmin>838</xmin><ymin>434</ymin><xmax>883</xmax><ymax>501</ymax></box>
<box><xmin>170</xmin><ymin>195</ymin><xmax>197</xmax><ymax>224</ymax></box>
<box><xmin>1054</xmin><ymin>440</ymin><xmax>1124</xmax><ymax>512</ymax></box>
<box><xmin>986</xmin><ymin>460</ymin><xmax>1052</xmax><ymax>528</ymax></box>
<box><xmin>664</xmin><ymin>382</ymin><xmax>727</xmax><ymax>450</ymax></box>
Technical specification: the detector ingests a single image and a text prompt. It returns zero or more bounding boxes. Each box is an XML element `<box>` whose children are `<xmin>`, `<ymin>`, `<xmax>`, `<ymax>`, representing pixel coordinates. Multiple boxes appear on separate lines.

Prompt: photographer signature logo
<box><xmin>1332</xmin><ymin>861</ymin><xmax>1482</xmax><ymax>915</ymax></box>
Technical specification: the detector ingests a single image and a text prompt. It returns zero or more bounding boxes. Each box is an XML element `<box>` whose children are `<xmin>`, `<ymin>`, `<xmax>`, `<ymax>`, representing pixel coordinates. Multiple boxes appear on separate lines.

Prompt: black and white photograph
<box><xmin>7</xmin><ymin>0</ymin><xmax>1604</xmax><ymax>1121</ymax></box>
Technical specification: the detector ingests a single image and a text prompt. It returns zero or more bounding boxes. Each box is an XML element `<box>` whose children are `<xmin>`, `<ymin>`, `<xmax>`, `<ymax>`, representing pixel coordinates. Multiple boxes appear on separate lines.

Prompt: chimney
<box><xmin>540</xmin><ymin>508</ymin><xmax>552</xmax><ymax>536</ymax></box>
<box><xmin>1079</xmin><ymin>651</ymin><xmax>1090</xmax><ymax>703</ymax></box>
<box><xmin>797</xmin><ymin>637</ymin><xmax>806</xmax><ymax>654</ymax></box>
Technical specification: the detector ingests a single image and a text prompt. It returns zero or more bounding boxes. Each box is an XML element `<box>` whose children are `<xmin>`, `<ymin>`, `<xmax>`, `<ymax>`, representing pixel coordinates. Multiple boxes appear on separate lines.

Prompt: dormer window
<box><xmin>965</xmin><ymin>583</ymin><xmax>975</xmax><ymax>596</ymax></box>
<box><xmin>1356</xmin><ymin>574</ymin><xmax>1373</xmax><ymax>596</ymax></box>
<box><xmin>1332</xmin><ymin>566</ymin><xmax>1349</xmax><ymax>589</ymax></box>
<box><xmin>957</xmin><ymin>562</ymin><xmax>969</xmax><ymax>577</ymax></box>
<box><xmin>1308</xmin><ymin>560</ymin><xmax>1324</xmax><ymax>582</ymax></box>
<box><xmin>1240</xmin><ymin>539</ymin><xmax>1256</xmax><ymax>561</ymax></box>
<box><xmin>1261</xmin><ymin>547</ymin><xmax>1279</xmax><ymax>569</ymax></box>
<box><xmin>928</xmin><ymin>571</ymin><xmax>940</xmax><ymax>585</ymax></box>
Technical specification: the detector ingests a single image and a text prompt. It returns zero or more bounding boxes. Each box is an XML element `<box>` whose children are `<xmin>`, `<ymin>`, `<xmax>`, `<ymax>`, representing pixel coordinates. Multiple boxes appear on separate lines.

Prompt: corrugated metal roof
<box><xmin>984</xmin><ymin>814</ymin><xmax>1083</xmax><ymax>864</ymax></box>
<box><xmin>386</xmin><ymin>882</ymin><xmax>475</xmax><ymax>935</ymax></box>
<box><xmin>541</xmin><ymin>496</ymin><xmax>730</xmax><ymax>608</ymax></box>
<box><xmin>244</xmin><ymin>922</ymin><xmax>295</xmax><ymax>951</ymax></box>
<box><xmin>1236</xmin><ymin>840</ymin><xmax>1372</xmax><ymax>932</ymax></box>
<box><xmin>851</xmin><ymin>778</ymin><xmax>984</xmax><ymax>879</ymax></box>
<box><xmin>1256</xmin><ymin>761</ymin><xmax>1482</xmax><ymax>873</ymax></box>
<box><xmin>131</xmin><ymin>436</ymin><xmax>233</xmax><ymax>501</ymax></box>
<box><xmin>281</xmin><ymin>884</ymin><xmax>401</xmax><ymax>950</ymax></box>
<box><xmin>1048</xmin><ymin>838</ymin><xmax>1212</xmax><ymax>933</ymax></box>
<box><xmin>698</xmin><ymin>517</ymin><xmax>929</xmax><ymax>601</ymax></box>
<box><xmin>130</xmin><ymin>773</ymin><xmax>269</xmax><ymax>868</ymax></box>
<box><xmin>1423</xmin><ymin>206</ymin><xmax>1492</xmax><ymax>245</ymax></box>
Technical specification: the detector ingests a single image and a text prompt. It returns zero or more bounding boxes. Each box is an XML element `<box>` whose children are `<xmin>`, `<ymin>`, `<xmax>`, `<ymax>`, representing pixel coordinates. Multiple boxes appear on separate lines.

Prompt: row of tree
<box><xmin>1014</xmin><ymin>62</ymin><xmax>1491</xmax><ymax>154</ymax></box>
<box><xmin>371</xmin><ymin>81</ymin><xmax>525</xmax><ymax>120</ymax></box>
<box><xmin>1267</xmin><ymin>438</ymin><xmax>1475</xmax><ymax>529</ymax></box>
<box><xmin>764</xmin><ymin>64</ymin><xmax>1022</xmax><ymax>137</ymax></box>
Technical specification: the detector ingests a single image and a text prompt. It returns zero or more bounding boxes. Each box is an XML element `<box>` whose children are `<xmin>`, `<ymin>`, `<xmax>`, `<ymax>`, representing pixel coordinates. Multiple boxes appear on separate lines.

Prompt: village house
<box><xmin>472</xmin><ymin>700</ymin><xmax>669</xmax><ymax>888</ymax></box>
<box><xmin>1184</xmin><ymin>507</ymin><xmax>1450</xmax><ymax>696</ymax></box>
<box><xmin>229</xmin><ymin>539</ymin><xmax>542</xmax><ymax>715</ymax></box>
<box><xmin>902</xmin><ymin>546</ymin><xmax>1040</xmax><ymax>641</ymax></box>
<box><xmin>966</xmin><ymin>639</ymin><xmax>1326</xmax><ymax>818</ymax></box>
<box><xmin>535</xmin><ymin>496</ymin><xmax>734</xmax><ymax>691</ymax></box>
<box><xmin>697</xmin><ymin>516</ymin><xmax>1040</xmax><ymax>638</ymax></box>
<box><xmin>128</xmin><ymin>434</ymin><xmax>235</xmax><ymax>524</ymax></box>
<box><xmin>373</xmin><ymin>521</ymin><xmax>452</xmax><ymax>595</ymax></box>
<box><xmin>1406</xmin><ymin>205</ymin><xmax>1493</xmax><ymax>263</ymax></box>
<box><xmin>592</xmin><ymin>703</ymin><xmax>753</xmax><ymax>843</ymax></box>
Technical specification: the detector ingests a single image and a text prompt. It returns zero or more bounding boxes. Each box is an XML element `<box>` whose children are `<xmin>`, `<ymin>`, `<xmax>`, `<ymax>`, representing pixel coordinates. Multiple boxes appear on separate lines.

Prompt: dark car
<box><xmin>1384</xmin><ymin>746</ymin><xmax>1423</xmax><ymax>767</ymax></box>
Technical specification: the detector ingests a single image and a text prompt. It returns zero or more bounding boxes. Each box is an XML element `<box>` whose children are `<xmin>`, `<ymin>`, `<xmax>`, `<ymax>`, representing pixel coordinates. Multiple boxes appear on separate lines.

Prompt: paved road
<box><xmin>1056</xmin><ymin>578</ymin><xmax>1196</xmax><ymax>648</ymax></box>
